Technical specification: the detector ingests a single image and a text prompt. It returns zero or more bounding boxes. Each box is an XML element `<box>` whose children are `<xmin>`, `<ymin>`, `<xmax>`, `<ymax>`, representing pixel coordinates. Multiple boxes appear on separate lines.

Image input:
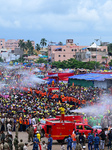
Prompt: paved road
<box><xmin>10</xmin><ymin>132</ymin><xmax>62</xmax><ymax>150</ymax></box>
<box><xmin>9</xmin><ymin>132</ymin><xmax>109</xmax><ymax>150</ymax></box>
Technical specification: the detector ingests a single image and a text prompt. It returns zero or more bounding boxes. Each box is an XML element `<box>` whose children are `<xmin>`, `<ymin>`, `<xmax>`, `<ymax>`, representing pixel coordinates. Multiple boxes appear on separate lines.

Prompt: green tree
<box><xmin>40</xmin><ymin>38</ymin><xmax>47</xmax><ymax>49</ymax></box>
<box><xmin>0</xmin><ymin>57</ymin><xmax>3</xmax><ymax>62</ymax></box>
<box><xmin>26</xmin><ymin>40</ymin><xmax>34</xmax><ymax>55</ymax></box>
<box><xmin>51</xmin><ymin>59</ymin><xmax>100</xmax><ymax>70</ymax></box>
<box><xmin>35</xmin><ymin>58</ymin><xmax>47</xmax><ymax>63</ymax></box>
<box><xmin>18</xmin><ymin>40</ymin><xmax>26</xmax><ymax>51</ymax></box>
<box><xmin>58</xmin><ymin>41</ymin><xmax>63</xmax><ymax>45</ymax></box>
<box><xmin>36</xmin><ymin>43</ymin><xmax>40</xmax><ymax>51</ymax></box>
<box><xmin>109</xmin><ymin>60</ymin><xmax>112</xmax><ymax>66</ymax></box>
<box><xmin>108</xmin><ymin>43</ymin><xmax>112</xmax><ymax>56</ymax></box>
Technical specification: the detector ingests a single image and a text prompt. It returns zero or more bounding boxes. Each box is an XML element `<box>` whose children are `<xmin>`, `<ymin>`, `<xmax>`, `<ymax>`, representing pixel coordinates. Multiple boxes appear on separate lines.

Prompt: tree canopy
<box><xmin>108</xmin><ymin>43</ymin><xmax>112</xmax><ymax>56</ymax></box>
<box><xmin>36</xmin><ymin>43</ymin><xmax>40</xmax><ymax>51</ymax></box>
<box><xmin>40</xmin><ymin>38</ymin><xmax>47</xmax><ymax>48</ymax></box>
<box><xmin>51</xmin><ymin>58</ymin><xmax>100</xmax><ymax>70</ymax></box>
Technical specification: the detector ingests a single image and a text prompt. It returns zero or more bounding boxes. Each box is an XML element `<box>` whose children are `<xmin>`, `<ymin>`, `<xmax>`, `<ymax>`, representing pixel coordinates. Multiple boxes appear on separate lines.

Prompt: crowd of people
<box><xmin>0</xmin><ymin>63</ymin><xmax>112</xmax><ymax>149</ymax></box>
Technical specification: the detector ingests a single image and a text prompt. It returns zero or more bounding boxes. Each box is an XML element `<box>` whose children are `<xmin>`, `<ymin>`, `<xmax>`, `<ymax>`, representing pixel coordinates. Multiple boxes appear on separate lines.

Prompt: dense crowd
<box><xmin>0</xmin><ymin>64</ymin><xmax>112</xmax><ymax>149</ymax></box>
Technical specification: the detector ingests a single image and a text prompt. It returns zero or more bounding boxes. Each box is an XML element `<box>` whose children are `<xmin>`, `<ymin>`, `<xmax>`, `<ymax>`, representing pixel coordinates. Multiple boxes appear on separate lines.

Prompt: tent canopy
<box><xmin>87</xmin><ymin>43</ymin><xmax>101</xmax><ymax>49</ymax></box>
<box><xmin>69</xmin><ymin>73</ymin><xmax>112</xmax><ymax>81</ymax></box>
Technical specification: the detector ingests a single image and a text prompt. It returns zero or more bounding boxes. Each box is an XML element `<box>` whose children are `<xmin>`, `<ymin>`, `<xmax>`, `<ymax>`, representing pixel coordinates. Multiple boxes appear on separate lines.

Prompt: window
<box><xmin>63</xmin><ymin>49</ymin><xmax>65</xmax><ymax>51</ymax></box>
<box><xmin>71</xmin><ymin>49</ymin><xmax>74</xmax><ymax>51</ymax></box>
<box><xmin>76</xmin><ymin>125</ymin><xmax>83</xmax><ymax>130</ymax></box>
<box><xmin>73</xmin><ymin>55</ymin><xmax>75</xmax><ymax>57</ymax></box>
<box><xmin>63</xmin><ymin>55</ymin><xmax>65</xmax><ymax>57</ymax></box>
<box><xmin>103</xmin><ymin>49</ymin><xmax>106</xmax><ymax>52</ymax></box>
<box><xmin>92</xmin><ymin>56</ymin><xmax>96</xmax><ymax>58</ymax></box>
<box><xmin>75</xmin><ymin>49</ymin><xmax>77</xmax><ymax>51</ymax></box>
<box><xmin>84</xmin><ymin>125</ymin><xmax>93</xmax><ymax>130</ymax></box>
<box><xmin>58</xmin><ymin>55</ymin><xmax>61</xmax><ymax>57</ymax></box>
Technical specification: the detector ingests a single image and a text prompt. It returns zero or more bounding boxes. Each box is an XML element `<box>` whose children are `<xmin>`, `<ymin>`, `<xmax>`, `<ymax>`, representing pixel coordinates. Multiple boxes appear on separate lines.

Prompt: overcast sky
<box><xmin>0</xmin><ymin>0</ymin><xmax>112</xmax><ymax>46</ymax></box>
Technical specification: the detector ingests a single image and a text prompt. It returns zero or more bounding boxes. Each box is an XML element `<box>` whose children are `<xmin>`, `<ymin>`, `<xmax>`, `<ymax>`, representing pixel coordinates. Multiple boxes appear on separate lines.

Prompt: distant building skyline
<box><xmin>48</xmin><ymin>39</ymin><xmax>109</xmax><ymax>63</ymax></box>
<box><xmin>0</xmin><ymin>39</ymin><xmax>35</xmax><ymax>50</ymax></box>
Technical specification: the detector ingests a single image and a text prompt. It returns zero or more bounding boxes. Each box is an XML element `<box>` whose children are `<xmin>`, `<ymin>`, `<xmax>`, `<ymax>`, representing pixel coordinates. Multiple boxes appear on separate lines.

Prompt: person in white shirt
<box><xmin>42</xmin><ymin>141</ymin><xmax>47</xmax><ymax>150</ymax></box>
<box><xmin>60</xmin><ymin>143</ymin><xmax>65</xmax><ymax>150</ymax></box>
<box><xmin>23</xmin><ymin>143</ymin><xmax>28</xmax><ymax>150</ymax></box>
<box><xmin>7</xmin><ymin>122</ymin><xmax>11</xmax><ymax>132</ymax></box>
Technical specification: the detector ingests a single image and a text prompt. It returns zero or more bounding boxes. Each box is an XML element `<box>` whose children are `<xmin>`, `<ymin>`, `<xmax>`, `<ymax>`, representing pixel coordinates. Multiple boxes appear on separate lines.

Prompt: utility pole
<box><xmin>94</xmin><ymin>39</ymin><xmax>99</xmax><ymax>70</ymax></box>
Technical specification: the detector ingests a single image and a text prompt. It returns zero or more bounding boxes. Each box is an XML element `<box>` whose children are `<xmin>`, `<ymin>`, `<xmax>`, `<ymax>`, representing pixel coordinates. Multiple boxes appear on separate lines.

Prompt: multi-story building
<box><xmin>0</xmin><ymin>39</ymin><xmax>5</xmax><ymax>49</ymax></box>
<box><xmin>0</xmin><ymin>39</ymin><xmax>35</xmax><ymax>50</ymax></box>
<box><xmin>48</xmin><ymin>39</ymin><xmax>108</xmax><ymax>63</ymax></box>
<box><xmin>5</xmin><ymin>39</ymin><xmax>20</xmax><ymax>50</ymax></box>
<box><xmin>48</xmin><ymin>39</ymin><xmax>85</xmax><ymax>62</ymax></box>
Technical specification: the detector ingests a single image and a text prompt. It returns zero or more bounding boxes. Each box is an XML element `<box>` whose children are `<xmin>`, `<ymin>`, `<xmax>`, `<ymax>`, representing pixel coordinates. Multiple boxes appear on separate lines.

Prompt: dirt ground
<box><xmin>10</xmin><ymin>132</ymin><xmax>109</xmax><ymax>150</ymax></box>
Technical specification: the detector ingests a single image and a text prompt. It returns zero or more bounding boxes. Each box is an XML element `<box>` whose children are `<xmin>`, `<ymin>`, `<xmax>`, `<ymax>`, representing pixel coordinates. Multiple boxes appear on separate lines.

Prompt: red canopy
<box><xmin>48</xmin><ymin>72</ymin><xmax>74</xmax><ymax>81</ymax></box>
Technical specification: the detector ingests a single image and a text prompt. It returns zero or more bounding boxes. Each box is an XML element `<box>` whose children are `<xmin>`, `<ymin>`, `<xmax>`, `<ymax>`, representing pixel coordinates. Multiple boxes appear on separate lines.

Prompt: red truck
<box><xmin>45</xmin><ymin>120</ymin><xmax>101</xmax><ymax>143</ymax></box>
<box><xmin>56</xmin><ymin>115</ymin><xmax>83</xmax><ymax>123</ymax></box>
<box><xmin>33</xmin><ymin>118</ymin><xmax>60</xmax><ymax>137</ymax></box>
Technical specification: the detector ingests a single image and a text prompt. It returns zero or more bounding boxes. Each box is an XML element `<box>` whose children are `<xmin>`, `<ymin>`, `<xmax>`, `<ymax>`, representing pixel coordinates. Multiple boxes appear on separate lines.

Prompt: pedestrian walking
<box><xmin>47</xmin><ymin>134</ymin><xmax>53</xmax><ymax>150</ymax></box>
<box><xmin>94</xmin><ymin>134</ymin><xmax>100</xmax><ymax>150</ymax></box>
<box><xmin>33</xmin><ymin>135</ymin><xmax>39</xmax><ymax>150</ymax></box>
<box><xmin>14</xmin><ymin>135</ymin><xmax>19</xmax><ymax>150</ymax></box>
<box><xmin>66</xmin><ymin>135</ymin><xmax>73</xmax><ymax>150</ymax></box>
<box><xmin>88</xmin><ymin>133</ymin><xmax>94</xmax><ymax>150</ymax></box>
<box><xmin>18</xmin><ymin>139</ymin><xmax>24</xmax><ymax>150</ymax></box>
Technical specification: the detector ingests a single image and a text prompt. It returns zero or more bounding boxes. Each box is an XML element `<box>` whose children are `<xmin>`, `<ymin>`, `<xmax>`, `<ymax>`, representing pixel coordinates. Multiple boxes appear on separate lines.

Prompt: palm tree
<box><xmin>36</xmin><ymin>43</ymin><xmax>40</xmax><ymax>51</ymax></box>
<box><xmin>18</xmin><ymin>40</ymin><xmax>26</xmax><ymax>50</ymax></box>
<box><xmin>26</xmin><ymin>40</ymin><xmax>32</xmax><ymax>49</ymax></box>
<box><xmin>26</xmin><ymin>40</ymin><xmax>34</xmax><ymax>55</ymax></box>
<box><xmin>28</xmin><ymin>46</ymin><xmax>34</xmax><ymax>55</ymax></box>
<box><xmin>40</xmin><ymin>38</ymin><xmax>47</xmax><ymax>49</ymax></box>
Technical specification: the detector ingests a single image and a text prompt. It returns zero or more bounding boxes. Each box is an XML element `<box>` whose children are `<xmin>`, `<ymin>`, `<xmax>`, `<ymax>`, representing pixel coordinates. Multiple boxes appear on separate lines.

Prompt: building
<box><xmin>48</xmin><ymin>39</ymin><xmax>87</xmax><ymax>62</ymax></box>
<box><xmin>13</xmin><ymin>48</ymin><xmax>24</xmax><ymax>57</ymax></box>
<box><xmin>0</xmin><ymin>39</ymin><xmax>5</xmax><ymax>49</ymax></box>
<box><xmin>48</xmin><ymin>39</ymin><xmax>108</xmax><ymax>63</ymax></box>
<box><xmin>0</xmin><ymin>49</ymin><xmax>20</xmax><ymax>62</ymax></box>
<box><xmin>40</xmin><ymin>47</ymin><xmax>48</xmax><ymax>55</ymax></box>
<box><xmin>0</xmin><ymin>39</ymin><xmax>35</xmax><ymax>50</ymax></box>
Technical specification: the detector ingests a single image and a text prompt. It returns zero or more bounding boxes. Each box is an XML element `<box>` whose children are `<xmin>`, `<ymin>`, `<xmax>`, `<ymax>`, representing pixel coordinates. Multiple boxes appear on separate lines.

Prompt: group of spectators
<box><xmin>1</xmin><ymin>64</ymin><xmax>112</xmax><ymax>149</ymax></box>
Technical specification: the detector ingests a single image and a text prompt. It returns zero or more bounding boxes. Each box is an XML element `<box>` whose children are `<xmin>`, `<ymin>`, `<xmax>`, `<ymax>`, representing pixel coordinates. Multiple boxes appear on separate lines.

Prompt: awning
<box><xmin>87</xmin><ymin>43</ymin><xmax>101</xmax><ymax>49</ymax></box>
<box><xmin>55</xmin><ymin>47</ymin><xmax>62</xmax><ymax>50</ymax></box>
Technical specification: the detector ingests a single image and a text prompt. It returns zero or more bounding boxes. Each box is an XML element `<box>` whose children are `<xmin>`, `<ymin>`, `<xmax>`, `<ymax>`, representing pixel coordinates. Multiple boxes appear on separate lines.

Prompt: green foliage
<box><xmin>0</xmin><ymin>57</ymin><xmax>3</xmax><ymax>62</ymax></box>
<box><xmin>108</xmin><ymin>43</ymin><xmax>112</xmax><ymax>55</ymax></box>
<box><xmin>40</xmin><ymin>38</ymin><xmax>47</xmax><ymax>48</ymax></box>
<box><xmin>58</xmin><ymin>41</ymin><xmax>63</xmax><ymax>45</ymax></box>
<box><xmin>52</xmin><ymin>59</ymin><xmax>100</xmax><ymax>70</ymax></box>
<box><xmin>35</xmin><ymin>58</ymin><xmax>47</xmax><ymax>64</ymax></box>
<box><xmin>102</xmin><ymin>56</ymin><xmax>108</xmax><ymax>59</ymax></box>
<box><xmin>26</xmin><ymin>40</ymin><xmax>34</xmax><ymax>55</ymax></box>
<box><xmin>36</xmin><ymin>43</ymin><xmax>40</xmax><ymax>51</ymax></box>
<box><xmin>18</xmin><ymin>40</ymin><xmax>26</xmax><ymax>50</ymax></box>
<box><xmin>109</xmin><ymin>60</ymin><xmax>112</xmax><ymax>66</ymax></box>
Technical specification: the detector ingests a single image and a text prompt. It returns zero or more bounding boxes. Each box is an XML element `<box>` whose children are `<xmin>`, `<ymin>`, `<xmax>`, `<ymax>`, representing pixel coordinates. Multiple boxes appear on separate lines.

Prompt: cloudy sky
<box><xmin>0</xmin><ymin>0</ymin><xmax>112</xmax><ymax>46</ymax></box>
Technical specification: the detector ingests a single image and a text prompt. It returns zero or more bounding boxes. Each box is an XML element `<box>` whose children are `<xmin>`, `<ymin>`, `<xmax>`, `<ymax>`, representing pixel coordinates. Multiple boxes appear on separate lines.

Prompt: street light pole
<box><xmin>94</xmin><ymin>39</ymin><xmax>99</xmax><ymax>70</ymax></box>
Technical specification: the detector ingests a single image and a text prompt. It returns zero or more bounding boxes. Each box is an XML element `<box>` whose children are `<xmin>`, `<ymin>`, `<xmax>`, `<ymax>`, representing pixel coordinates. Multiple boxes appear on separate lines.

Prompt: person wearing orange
<box><xmin>19</xmin><ymin>117</ymin><xmax>23</xmax><ymax>131</ymax></box>
<box><xmin>71</xmin><ymin>132</ymin><xmax>76</xmax><ymax>150</ymax></box>
<box><xmin>26</xmin><ymin>118</ymin><xmax>29</xmax><ymax>129</ymax></box>
<box><xmin>83</xmin><ymin>117</ymin><xmax>88</xmax><ymax>124</ymax></box>
<box><xmin>22</xmin><ymin>118</ymin><xmax>26</xmax><ymax>131</ymax></box>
